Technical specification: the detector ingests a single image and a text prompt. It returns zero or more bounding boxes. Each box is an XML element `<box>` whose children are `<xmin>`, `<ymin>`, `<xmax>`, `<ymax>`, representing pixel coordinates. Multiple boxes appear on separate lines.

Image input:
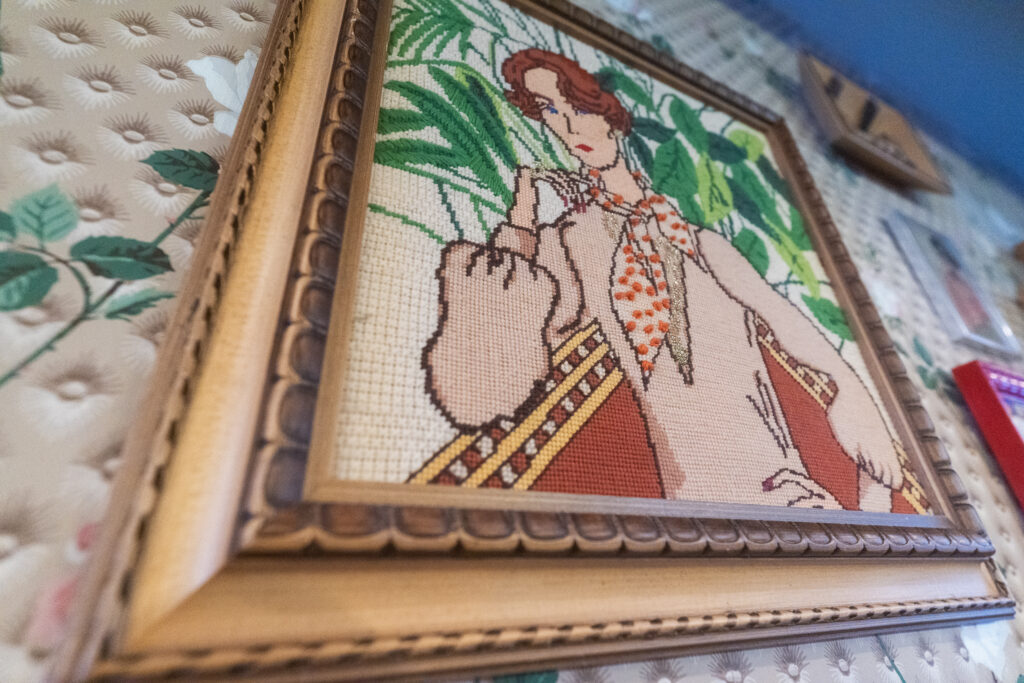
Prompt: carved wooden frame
<box><xmin>53</xmin><ymin>0</ymin><xmax>1012</xmax><ymax>680</ymax></box>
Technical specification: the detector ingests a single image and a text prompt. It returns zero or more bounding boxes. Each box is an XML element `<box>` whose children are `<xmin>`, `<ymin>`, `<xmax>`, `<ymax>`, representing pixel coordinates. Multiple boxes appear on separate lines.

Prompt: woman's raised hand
<box><xmin>508</xmin><ymin>166</ymin><xmax>539</xmax><ymax>232</ymax></box>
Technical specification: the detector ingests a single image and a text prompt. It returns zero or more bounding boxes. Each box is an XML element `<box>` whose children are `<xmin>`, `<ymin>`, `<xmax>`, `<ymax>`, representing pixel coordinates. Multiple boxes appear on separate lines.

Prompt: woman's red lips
<box><xmin>576</xmin><ymin>144</ymin><xmax>593</xmax><ymax>152</ymax></box>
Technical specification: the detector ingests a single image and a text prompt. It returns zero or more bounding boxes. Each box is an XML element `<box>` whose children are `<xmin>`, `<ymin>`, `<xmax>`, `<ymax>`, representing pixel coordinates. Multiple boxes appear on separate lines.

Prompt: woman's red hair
<box><xmin>502</xmin><ymin>49</ymin><xmax>632</xmax><ymax>135</ymax></box>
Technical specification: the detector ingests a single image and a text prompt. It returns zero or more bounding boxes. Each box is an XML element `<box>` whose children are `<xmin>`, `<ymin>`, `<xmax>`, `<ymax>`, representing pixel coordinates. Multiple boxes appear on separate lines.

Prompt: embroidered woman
<box><xmin>419</xmin><ymin>49</ymin><xmax>920</xmax><ymax>512</ymax></box>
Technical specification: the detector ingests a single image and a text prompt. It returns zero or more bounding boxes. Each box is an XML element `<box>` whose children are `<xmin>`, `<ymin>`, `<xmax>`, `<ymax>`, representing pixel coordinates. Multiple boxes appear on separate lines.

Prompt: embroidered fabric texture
<box><xmin>334</xmin><ymin>0</ymin><xmax>927</xmax><ymax>515</ymax></box>
<box><xmin>3</xmin><ymin>0</ymin><xmax>1024</xmax><ymax>680</ymax></box>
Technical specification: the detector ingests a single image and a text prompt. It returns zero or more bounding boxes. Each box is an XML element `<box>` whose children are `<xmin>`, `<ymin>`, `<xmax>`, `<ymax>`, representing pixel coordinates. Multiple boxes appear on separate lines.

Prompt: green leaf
<box><xmin>374</xmin><ymin>138</ymin><xmax>461</xmax><ymax>170</ymax></box>
<box><xmin>377</xmin><ymin>107</ymin><xmax>427</xmax><ymax>135</ymax></box>
<box><xmin>651</xmin><ymin>138</ymin><xmax>697</xmax><ymax>206</ymax></box>
<box><xmin>732</xmin><ymin>229</ymin><xmax>769</xmax><ymax>277</ymax></box>
<box><xmin>787</xmin><ymin>204</ymin><xmax>812</xmax><ymax>250</ymax></box>
<box><xmin>707</xmin><ymin>133</ymin><xmax>746</xmax><ymax>164</ymax></box>
<box><xmin>913</xmin><ymin>336</ymin><xmax>933</xmax><ymax>367</ymax></box>
<box><xmin>696</xmin><ymin>154</ymin><xmax>733</xmax><ymax>224</ymax></box>
<box><xmin>0</xmin><ymin>251</ymin><xmax>59</xmax><ymax>310</ymax></box>
<box><xmin>596</xmin><ymin>67</ymin><xmax>655</xmax><ymax>112</ymax></box>
<box><xmin>668</xmin><ymin>96</ymin><xmax>707</xmax><ymax>153</ymax></box>
<box><xmin>0</xmin><ymin>212</ymin><xmax>15</xmax><ymax>241</ymax></box>
<box><xmin>70</xmin><ymin>236</ymin><xmax>172</xmax><ymax>280</ymax></box>
<box><xmin>11</xmin><ymin>185</ymin><xmax>77</xmax><ymax>243</ymax></box>
<box><xmin>756</xmin><ymin>154</ymin><xmax>792</xmax><ymax>202</ymax></box>
<box><xmin>493</xmin><ymin>673</ymin><xmax>558</xmax><ymax>683</ymax></box>
<box><xmin>650</xmin><ymin>34</ymin><xmax>675</xmax><ymax>57</ymax></box>
<box><xmin>103</xmin><ymin>288</ymin><xmax>175</xmax><ymax>320</ymax></box>
<box><xmin>802</xmin><ymin>294</ymin><xmax>853</xmax><ymax>341</ymax></box>
<box><xmin>632</xmin><ymin>116</ymin><xmax>674</xmax><ymax>143</ymax></box>
<box><xmin>730</xmin><ymin>163</ymin><xmax>783</xmax><ymax>229</ymax></box>
<box><xmin>626</xmin><ymin>133</ymin><xmax>654</xmax><ymax>177</ymax></box>
<box><xmin>727</xmin><ymin>129</ymin><xmax>764</xmax><ymax>161</ymax></box>
<box><xmin>142</xmin><ymin>149</ymin><xmax>220</xmax><ymax>192</ymax></box>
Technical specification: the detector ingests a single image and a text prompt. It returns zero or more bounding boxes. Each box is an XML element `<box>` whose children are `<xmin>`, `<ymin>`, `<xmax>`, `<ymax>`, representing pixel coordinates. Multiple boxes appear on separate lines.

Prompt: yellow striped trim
<box><xmin>758</xmin><ymin>337</ymin><xmax>829</xmax><ymax>411</ymax></box>
<box><xmin>408</xmin><ymin>433</ymin><xmax>477</xmax><ymax>485</ymax></box>
<box><xmin>893</xmin><ymin>440</ymin><xmax>928</xmax><ymax>514</ymax></box>
<box><xmin>463</xmin><ymin>343</ymin><xmax>610</xmax><ymax>487</ymax></box>
<box><xmin>552</xmin><ymin>321</ymin><xmax>600</xmax><ymax>365</ymax></box>
<box><xmin>513</xmin><ymin>368</ymin><xmax>623</xmax><ymax>490</ymax></box>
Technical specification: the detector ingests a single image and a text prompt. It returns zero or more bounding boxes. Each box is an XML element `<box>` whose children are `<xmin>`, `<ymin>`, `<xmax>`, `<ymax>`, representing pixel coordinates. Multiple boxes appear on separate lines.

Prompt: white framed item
<box><xmin>886</xmin><ymin>211</ymin><xmax>1020</xmax><ymax>356</ymax></box>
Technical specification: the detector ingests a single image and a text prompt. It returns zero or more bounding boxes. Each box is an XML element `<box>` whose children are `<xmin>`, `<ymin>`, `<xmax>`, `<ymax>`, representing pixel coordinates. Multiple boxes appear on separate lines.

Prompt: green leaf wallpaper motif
<box><xmin>11</xmin><ymin>185</ymin><xmax>78</xmax><ymax>243</ymax></box>
<box><xmin>0</xmin><ymin>149</ymin><xmax>217</xmax><ymax>387</ymax></box>
<box><xmin>0</xmin><ymin>252</ymin><xmax>59</xmax><ymax>311</ymax></box>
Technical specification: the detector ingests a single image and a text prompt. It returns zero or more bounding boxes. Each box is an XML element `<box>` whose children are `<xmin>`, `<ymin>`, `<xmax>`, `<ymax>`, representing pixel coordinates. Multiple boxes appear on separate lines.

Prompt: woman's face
<box><xmin>524</xmin><ymin>67</ymin><xmax>619</xmax><ymax>169</ymax></box>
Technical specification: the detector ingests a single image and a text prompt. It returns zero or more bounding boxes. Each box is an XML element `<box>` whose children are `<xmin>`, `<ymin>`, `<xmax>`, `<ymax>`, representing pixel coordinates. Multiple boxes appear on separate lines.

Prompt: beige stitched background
<box><xmin>2</xmin><ymin>0</ymin><xmax>1024</xmax><ymax>680</ymax></box>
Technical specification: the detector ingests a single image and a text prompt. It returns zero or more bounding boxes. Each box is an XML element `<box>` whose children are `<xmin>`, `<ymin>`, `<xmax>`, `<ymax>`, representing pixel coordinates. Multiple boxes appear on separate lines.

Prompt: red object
<box><xmin>953</xmin><ymin>360</ymin><xmax>1024</xmax><ymax>510</ymax></box>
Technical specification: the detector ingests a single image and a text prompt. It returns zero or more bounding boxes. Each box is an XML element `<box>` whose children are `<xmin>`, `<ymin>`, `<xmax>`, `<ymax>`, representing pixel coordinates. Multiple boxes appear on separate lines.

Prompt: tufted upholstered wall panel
<box><xmin>2</xmin><ymin>0</ymin><xmax>1024</xmax><ymax>680</ymax></box>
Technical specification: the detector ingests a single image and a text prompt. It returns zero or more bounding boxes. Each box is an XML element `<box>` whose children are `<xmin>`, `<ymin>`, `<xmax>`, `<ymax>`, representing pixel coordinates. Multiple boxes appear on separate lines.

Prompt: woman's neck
<box><xmin>597</xmin><ymin>155</ymin><xmax>645</xmax><ymax>203</ymax></box>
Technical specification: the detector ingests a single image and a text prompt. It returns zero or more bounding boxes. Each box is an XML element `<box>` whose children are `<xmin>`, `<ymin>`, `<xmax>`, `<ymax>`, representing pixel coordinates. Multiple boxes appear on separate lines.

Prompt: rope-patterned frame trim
<box><xmin>89</xmin><ymin>590</ymin><xmax>1012</xmax><ymax>680</ymax></box>
<box><xmin>237</xmin><ymin>0</ymin><xmax>994</xmax><ymax>559</ymax></box>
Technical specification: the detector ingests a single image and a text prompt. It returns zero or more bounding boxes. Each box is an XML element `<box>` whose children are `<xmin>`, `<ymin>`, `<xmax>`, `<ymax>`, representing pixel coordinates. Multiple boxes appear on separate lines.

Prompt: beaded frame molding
<box><xmin>54</xmin><ymin>0</ymin><xmax>1013</xmax><ymax>680</ymax></box>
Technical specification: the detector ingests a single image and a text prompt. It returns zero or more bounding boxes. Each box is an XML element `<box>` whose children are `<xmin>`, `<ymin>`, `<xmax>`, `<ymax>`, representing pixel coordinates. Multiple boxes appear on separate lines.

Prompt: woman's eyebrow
<box><xmin>533</xmin><ymin>94</ymin><xmax>554</xmax><ymax>105</ymax></box>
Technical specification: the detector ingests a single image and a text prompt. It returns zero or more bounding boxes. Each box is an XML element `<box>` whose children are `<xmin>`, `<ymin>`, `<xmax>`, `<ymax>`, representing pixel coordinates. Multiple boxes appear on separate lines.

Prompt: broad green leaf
<box><xmin>917</xmin><ymin>365</ymin><xmax>939</xmax><ymax>390</ymax></box>
<box><xmin>11</xmin><ymin>185</ymin><xmax>77</xmax><ymax>243</ymax></box>
<box><xmin>707</xmin><ymin>133</ymin><xmax>746</xmax><ymax>164</ymax></box>
<box><xmin>651</xmin><ymin>138</ymin><xmax>697</xmax><ymax>205</ymax></box>
<box><xmin>104</xmin><ymin>288</ymin><xmax>175</xmax><ymax>320</ymax></box>
<box><xmin>730</xmin><ymin>163</ymin><xmax>782</xmax><ymax>229</ymax></box>
<box><xmin>774</xmin><ymin>237</ymin><xmax>819</xmax><ymax>297</ymax></box>
<box><xmin>727</xmin><ymin>129</ymin><xmax>764</xmax><ymax>161</ymax></box>
<box><xmin>913</xmin><ymin>336</ymin><xmax>933</xmax><ymax>367</ymax></box>
<box><xmin>142</xmin><ymin>150</ymin><xmax>220</xmax><ymax>192</ymax></box>
<box><xmin>730</xmin><ymin>174</ymin><xmax>819</xmax><ymax>295</ymax></box>
<box><xmin>756</xmin><ymin>154</ymin><xmax>792</xmax><ymax>202</ymax></box>
<box><xmin>626</xmin><ymin>133</ymin><xmax>654</xmax><ymax>177</ymax></box>
<box><xmin>788</xmin><ymin>204</ymin><xmax>812</xmax><ymax>250</ymax></box>
<box><xmin>802</xmin><ymin>294</ymin><xmax>853</xmax><ymax>341</ymax></box>
<box><xmin>695</xmin><ymin>154</ymin><xmax>733</xmax><ymax>224</ymax></box>
<box><xmin>70</xmin><ymin>236</ymin><xmax>172</xmax><ymax>280</ymax></box>
<box><xmin>595</xmin><ymin>67</ymin><xmax>655</xmax><ymax>112</ymax></box>
<box><xmin>0</xmin><ymin>212</ymin><xmax>15</xmax><ymax>241</ymax></box>
<box><xmin>0</xmin><ymin>251</ymin><xmax>58</xmax><ymax>310</ymax></box>
<box><xmin>732</xmin><ymin>228</ymin><xmax>769</xmax><ymax>277</ymax></box>
<box><xmin>632</xmin><ymin>116</ymin><xmax>674</xmax><ymax>143</ymax></box>
<box><xmin>676</xmin><ymin>193</ymin><xmax>704</xmax><ymax>224</ymax></box>
<box><xmin>668</xmin><ymin>96</ymin><xmax>707</xmax><ymax>153</ymax></box>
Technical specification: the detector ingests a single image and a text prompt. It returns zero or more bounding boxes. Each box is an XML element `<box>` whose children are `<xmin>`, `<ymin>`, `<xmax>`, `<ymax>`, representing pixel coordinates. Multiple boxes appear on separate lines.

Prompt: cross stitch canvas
<box><xmin>328</xmin><ymin>0</ymin><xmax>931</xmax><ymax>513</ymax></box>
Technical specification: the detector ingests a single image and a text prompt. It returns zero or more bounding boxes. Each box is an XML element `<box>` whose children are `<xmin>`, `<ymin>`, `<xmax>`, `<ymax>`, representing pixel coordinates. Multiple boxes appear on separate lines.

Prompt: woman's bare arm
<box><xmin>697</xmin><ymin>229</ymin><xmax>903</xmax><ymax>489</ymax></box>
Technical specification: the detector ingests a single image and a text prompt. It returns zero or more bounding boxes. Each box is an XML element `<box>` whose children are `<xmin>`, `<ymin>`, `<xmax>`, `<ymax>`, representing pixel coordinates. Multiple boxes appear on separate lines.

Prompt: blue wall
<box><xmin>755</xmin><ymin>0</ymin><xmax>1024</xmax><ymax>195</ymax></box>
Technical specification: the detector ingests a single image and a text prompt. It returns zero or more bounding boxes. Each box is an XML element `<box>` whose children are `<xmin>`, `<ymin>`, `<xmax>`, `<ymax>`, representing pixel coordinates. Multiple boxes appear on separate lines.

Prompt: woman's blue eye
<box><xmin>575</xmin><ymin>107</ymin><xmax>590</xmax><ymax>115</ymax></box>
<box><xmin>546</xmin><ymin>105</ymin><xmax>558</xmax><ymax>114</ymax></box>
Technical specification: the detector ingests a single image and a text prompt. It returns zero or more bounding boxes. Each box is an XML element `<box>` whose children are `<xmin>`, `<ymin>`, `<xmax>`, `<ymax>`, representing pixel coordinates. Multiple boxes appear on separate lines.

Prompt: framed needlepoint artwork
<box><xmin>953</xmin><ymin>361</ymin><xmax>1024</xmax><ymax>512</ymax></box>
<box><xmin>56</xmin><ymin>0</ymin><xmax>1012</xmax><ymax>680</ymax></box>
<box><xmin>886</xmin><ymin>211</ymin><xmax>1021</xmax><ymax>357</ymax></box>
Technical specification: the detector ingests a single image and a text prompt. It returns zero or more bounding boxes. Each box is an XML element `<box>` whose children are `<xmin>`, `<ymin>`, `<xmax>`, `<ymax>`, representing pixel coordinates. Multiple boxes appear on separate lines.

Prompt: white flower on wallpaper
<box><xmin>65</xmin><ymin>65</ymin><xmax>136</xmax><ymax>110</ymax></box>
<box><xmin>185</xmin><ymin>48</ymin><xmax>259</xmax><ymax>136</ymax></box>
<box><xmin>34</xmin><ymin>17</ymin><xmax>103</xmax><ymax>59</ymax></box>
<box><xmin>106</xmin><ymin>10</ymin><xmax>169</xmax><ymax>49</ymax></box>
<box><xmin>0</xmin><ymin>78</ymin><xmax>57</xmax><ymax>126</ymax></box>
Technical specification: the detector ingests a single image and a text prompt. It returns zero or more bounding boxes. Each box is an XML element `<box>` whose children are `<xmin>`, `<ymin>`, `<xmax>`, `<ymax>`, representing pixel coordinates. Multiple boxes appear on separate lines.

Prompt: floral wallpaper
<box><xmin>2</xmin><ymin>0</ymin><xmax>1024</xmax><ymax>680</ymax></box>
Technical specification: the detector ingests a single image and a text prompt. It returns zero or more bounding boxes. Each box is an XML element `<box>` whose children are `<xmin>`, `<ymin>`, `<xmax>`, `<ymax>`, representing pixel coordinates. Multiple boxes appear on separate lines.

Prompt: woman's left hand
<box><xmin>828</xmin><ymin>389</ymin><xmax>904</xmax><ymax>490</ymax></box>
